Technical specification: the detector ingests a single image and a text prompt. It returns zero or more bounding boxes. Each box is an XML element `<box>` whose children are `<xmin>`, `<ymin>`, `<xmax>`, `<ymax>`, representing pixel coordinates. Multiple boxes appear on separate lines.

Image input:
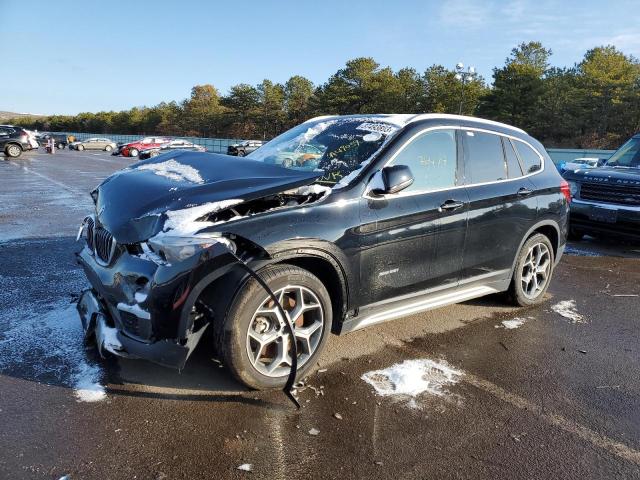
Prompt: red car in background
<box><xmin>120</xmin><ymin>137</ymin><xmax>171</xmax><ymax>157</ymax></box>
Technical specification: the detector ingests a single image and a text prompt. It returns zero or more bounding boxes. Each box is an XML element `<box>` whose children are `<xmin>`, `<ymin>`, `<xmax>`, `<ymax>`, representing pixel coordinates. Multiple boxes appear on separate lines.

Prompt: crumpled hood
<box><xmin>564</xmin><ymin>165</ymin><xmax>640</xmax><ymax>183</ymax></box>
<box><xmin>94</xmin><ymin>151</ymin><xmax>321</xmax><ymax>243</ymax></box>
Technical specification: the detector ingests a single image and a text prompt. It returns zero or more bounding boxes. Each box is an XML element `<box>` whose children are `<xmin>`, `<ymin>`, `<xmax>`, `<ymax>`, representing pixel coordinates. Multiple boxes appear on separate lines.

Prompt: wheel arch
<box><xmin>4</xmin><ymin>141</ymin><xmax>23</xmax><ymax>152</ymax></box>
<box><xmin>183</xmin><ymin>247</ymin><xmax>349</xmax><ymax>340</ymax></box>
<box><xmin>273</xmin><ymin>251</ymin><xmax>348</xmax><ymax>334</ymax></box>
<box><xmin>510</xmin><ymin>220</ymin><xmax>561</xmax><ymax>277</ymax></box>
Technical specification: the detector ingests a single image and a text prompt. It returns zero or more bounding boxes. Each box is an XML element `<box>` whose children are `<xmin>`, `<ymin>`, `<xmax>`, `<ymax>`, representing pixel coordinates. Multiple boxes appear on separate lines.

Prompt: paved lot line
<box><xmin>5</xmin><ymin>161</ymin><xmax>86</xmax><ymax>196</ymax></box>
<box><xmin>464</xmin><ymin>373</ymin><xmax>640</xmax><ymax>466</ymax></box>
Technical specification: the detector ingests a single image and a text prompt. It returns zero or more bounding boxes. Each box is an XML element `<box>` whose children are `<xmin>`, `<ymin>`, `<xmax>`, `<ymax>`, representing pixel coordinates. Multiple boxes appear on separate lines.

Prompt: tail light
<box><xmin>560</xmin><ymin>179</ymin><xmax>571</xmax><ymax>204</ymax></box>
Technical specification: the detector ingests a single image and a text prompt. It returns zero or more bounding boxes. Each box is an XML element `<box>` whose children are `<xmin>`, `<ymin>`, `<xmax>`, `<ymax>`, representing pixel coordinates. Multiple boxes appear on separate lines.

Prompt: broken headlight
<box><xmin>146</xmin><ymin>234</ymin><xmax>235</xmax><ymax>264</ymax></box>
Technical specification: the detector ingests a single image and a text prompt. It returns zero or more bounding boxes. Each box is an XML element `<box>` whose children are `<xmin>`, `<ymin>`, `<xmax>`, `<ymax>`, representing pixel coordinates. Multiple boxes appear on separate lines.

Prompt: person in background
<box><xmin>47</xmin><ymin>136</ymin><xmax>55</xmax><ymax>154</ymax></box>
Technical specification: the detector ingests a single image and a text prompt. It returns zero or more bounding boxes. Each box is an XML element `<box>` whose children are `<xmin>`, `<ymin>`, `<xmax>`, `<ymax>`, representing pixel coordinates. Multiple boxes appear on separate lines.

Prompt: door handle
<box><xmin>517</xmin><ymin>187</ymin><xmax>533</xmax><ymax>196</ymax></box>
<box><xmin>439</xmin><ymin>199</ymin><xmax>465</xmax><ymax>211</ymax></box>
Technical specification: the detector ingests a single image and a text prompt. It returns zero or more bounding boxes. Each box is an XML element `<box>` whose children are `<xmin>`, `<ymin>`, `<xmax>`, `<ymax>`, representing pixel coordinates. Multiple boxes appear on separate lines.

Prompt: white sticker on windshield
<box><xmin>363</xmin><ymin>132</ymin><xmax>382</xmax><ymax>142</ymax></box>
<box><xmin>356</xmin><ymin>122</ymin><xmax>396</xmax><ymax>135</ymax></box>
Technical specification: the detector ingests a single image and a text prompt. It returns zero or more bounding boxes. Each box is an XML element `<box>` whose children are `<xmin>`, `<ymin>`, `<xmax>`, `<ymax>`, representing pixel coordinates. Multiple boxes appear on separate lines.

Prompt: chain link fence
<box><xmin>48</xmin><ymin>132</ymin><xmax>246</xmax><ymax>154</ymax></box>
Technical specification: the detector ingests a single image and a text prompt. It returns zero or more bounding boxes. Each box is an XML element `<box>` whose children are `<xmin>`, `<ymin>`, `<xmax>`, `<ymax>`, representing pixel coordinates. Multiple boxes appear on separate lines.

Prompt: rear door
<box><xmin>460</xmin><ymin>129</ymin><xmax>538</xmax><ymax>284</ymax></box>
<box><xmin>358</xmin><ymin>127</ymin><xmax>468</xmax><ymax>305</ymax></box>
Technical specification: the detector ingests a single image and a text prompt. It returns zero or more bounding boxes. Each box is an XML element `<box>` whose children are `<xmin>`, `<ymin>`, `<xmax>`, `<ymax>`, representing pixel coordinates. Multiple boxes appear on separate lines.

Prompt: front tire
<box><xmin>508</xmin><ymin>233</ymin><xmax>555</xmax><ymax>307</ymax></box>
<box><xmin>77</xmin><ymin>144</ymin><xmax>84</xmax><ymax>151</ymax></box>
<box><xmin>129</xmin><ymin>148</ymin><xmax>139</xmax><ymax>157</ymax></box>
<box><xmin>5</xmin><ymin>144</ymin><xmax>22</xmax><ymax>158</ymax></box>
<box><xmin>105</xmin><ymin>145</ymin><xmax>113</xmax><ymax>152</ymax></box>
<box><xmin>218</xmin><ymin>264</ymin><xmax>332</xmax><ymax>390</ymax></box>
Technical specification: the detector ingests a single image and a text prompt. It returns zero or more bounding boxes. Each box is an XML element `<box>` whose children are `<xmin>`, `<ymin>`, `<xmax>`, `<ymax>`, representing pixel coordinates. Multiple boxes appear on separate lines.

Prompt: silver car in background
<box><xmin>69</xmin><ymin>138</ymin><xmax>117</xmax><ymax>152</ymax></box>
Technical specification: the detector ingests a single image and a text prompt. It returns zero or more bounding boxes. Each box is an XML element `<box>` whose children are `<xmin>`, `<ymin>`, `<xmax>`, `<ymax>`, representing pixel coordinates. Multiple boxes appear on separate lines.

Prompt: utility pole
<box><xmin>455</xmin><ymin>62</ymin><xmax>477</xmax><ymax>115</ymax></box>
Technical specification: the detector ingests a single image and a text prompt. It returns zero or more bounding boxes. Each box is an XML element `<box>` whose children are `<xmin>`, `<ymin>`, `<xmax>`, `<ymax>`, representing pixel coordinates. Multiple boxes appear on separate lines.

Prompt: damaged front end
<box><xmin>75</xmin><ymin>151</ymin><xmax>329</xmax><ymax>370</ymax></box>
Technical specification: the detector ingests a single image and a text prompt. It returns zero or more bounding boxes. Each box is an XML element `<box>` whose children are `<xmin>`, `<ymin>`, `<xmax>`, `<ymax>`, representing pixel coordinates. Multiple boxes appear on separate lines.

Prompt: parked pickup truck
<box><xmin>563</xmin><ymin>133</ymin><xmax>640</xmax><ymax>241</ymax></box>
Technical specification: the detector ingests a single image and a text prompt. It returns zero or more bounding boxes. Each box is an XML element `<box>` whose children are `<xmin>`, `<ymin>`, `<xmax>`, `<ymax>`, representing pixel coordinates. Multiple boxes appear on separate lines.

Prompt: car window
<box><xmin>605</xmin><ymin>136</ymin><xmax>640</xmax><ymax>167</ymax></box>
<box><xmin>389</xmin><ymin>129</ymin><xmax>457</xmax><ymax>192</ymax></box>
<box><xmin>513</xmin><ymin>140</ymin><xmax>542</xmax><ymax>173</ymax></box>
<box><xmin>463</xmin><ymin>130</ymin><xmax>507</xmax><ymax>183</ymax></box>
<box><xmin>503</xmin><ymin>138</ymin><xmax>524</xmax><ymax>178</ymax></box>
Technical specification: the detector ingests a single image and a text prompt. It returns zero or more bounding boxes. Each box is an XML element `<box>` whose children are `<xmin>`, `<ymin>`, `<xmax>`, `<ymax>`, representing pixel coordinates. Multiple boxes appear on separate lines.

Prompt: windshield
<box><xmin>606</xmin><ymin>136</ymin><xmax>640</xmax><ymax>168</ymax></box>
<box><xmin>246</xmin><ymin>117</ymin><xmax>401</xmax><ymax>185</ymax></box>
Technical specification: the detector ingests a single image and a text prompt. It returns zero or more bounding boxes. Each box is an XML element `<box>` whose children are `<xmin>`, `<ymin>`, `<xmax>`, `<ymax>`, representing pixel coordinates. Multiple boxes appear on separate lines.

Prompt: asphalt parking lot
<box><xmin>1</xmin><ymin>148</ymin><xmax>639</xmax><ymax>479</ymax></box>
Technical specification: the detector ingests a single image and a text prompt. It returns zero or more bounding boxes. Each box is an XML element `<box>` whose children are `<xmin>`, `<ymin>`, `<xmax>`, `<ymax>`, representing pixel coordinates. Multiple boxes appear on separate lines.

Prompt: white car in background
<box><xmin>562</xmin><ymin>157</ymin><xmax>602</xmax><ymax>172</ymax></box>
<box><xmin>24</xmin><ymin>130</ymin><xmax>39</xmax><ymax>150</ymax></box>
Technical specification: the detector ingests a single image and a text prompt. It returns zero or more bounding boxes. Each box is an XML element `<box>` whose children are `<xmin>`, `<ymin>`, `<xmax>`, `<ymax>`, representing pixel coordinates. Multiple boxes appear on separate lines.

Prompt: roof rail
<box><xmin>406</xmin><ymin>113</ymin><xmax>527</xmax><ymax>134</ymax></box>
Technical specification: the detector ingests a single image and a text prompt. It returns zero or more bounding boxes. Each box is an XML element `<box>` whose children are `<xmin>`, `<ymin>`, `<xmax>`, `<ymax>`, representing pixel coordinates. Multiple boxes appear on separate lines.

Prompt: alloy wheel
<box><xmin>521</xmin><ymin>242</ymin><xmax>551</xmax><ymax>299</ymax></box>
<box><xmin>246</xmin><ymin>285</ymin><xmax>324</xmax><ymax>377</ymax></box>
<box><xmin>7</xmin><ymin>145</ymin><xmax>20</xmax><ymax>157</ymax></box>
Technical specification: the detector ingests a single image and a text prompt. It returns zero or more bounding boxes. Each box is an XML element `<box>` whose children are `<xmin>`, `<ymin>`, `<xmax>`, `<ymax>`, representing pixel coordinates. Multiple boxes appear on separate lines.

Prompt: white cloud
<box><xmin>439</xmin><ymin>0</ymin><xmax>490</xmax><ymax>27</ymax></box>
<box><xmin>604</xmin><ymin>33</ymin><xmax>640</xmax><ymax>54</ymax></box>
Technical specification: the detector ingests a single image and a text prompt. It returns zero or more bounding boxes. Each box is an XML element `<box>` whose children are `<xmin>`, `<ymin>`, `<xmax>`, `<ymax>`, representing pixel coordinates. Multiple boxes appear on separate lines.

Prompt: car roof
<box><xmin>303</xmin><ymin>113</ymin><xmax>527</xmax><ymax>135</ymax></box>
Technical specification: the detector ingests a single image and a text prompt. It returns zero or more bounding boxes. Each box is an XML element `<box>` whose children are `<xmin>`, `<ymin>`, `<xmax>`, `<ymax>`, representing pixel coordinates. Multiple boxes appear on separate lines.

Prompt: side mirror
<box><xmin>370</xmin><ymin>165</ymin><xmax>414</xmax><ymax>195</ymax></box>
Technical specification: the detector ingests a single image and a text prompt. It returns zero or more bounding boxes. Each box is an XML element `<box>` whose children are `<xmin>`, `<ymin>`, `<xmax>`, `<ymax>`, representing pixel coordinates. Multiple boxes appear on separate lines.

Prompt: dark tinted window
<box><xmin>390</xmin><ymin>129</ymin><xmax>457</xmax><ymax>192</ymax></box>
<box><xmin>503</xmin><ymin>138</ymin><xmax>523</xmax><ymax>178</ymax></box>
<box><xmin>513</xmin><ymin>140</ymin><xmax>542</xmax><ymax>173</ymax></box>
<box><xmin>463</xmin><ymin>131</ymin><xmax>506</xmax><ymax>183</ymax></box>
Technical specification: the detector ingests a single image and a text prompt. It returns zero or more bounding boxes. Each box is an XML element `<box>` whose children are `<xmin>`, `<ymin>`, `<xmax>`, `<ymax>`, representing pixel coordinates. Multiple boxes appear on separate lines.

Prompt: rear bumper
<box><xmin>570</xmin><ymin>199</ymin><xmax>640</xmax><ymax>239</ymax></box>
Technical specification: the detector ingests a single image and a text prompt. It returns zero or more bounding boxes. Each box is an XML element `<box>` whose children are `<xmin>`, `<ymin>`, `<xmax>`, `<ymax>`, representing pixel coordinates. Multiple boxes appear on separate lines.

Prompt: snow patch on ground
<box><xmin>0</xmin><ymin>302</ymin><xmax>106</xmax><ymax>402</ymax></box>
<box><xmin>551</xmin><ymin>299</ymin><xmax>586</xmax><ymax>323</ymax></box>
<box><xmin>137</xmin><ymin>159</ymin><xmax>204</xmax><ymax>183</ymax></box>
<box><xmin>72</xmin><ymin>362</ymin><xmax>106</xmax><ymax>402</ymax></box>
<box><xmin>362</xmin><ymin>359</ymin><xmax>463</xmax><ymax>407</ymax></box>
<box><xmin>496</xmin><ymin>317</ymin><xmax>533</xmax><ymax>329</ymax></box>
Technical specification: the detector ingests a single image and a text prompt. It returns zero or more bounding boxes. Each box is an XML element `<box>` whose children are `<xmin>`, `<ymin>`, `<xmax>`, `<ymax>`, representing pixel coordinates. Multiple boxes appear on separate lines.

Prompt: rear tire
<box><xmin>507</xmin><ymin>233</ymin><xmax>555</xmax><ymax>307</ymax></box>
<box><xmin>129</xmin><ymin>148</ymin><xmax>139</xmax><ymax>157</ymax></box>
<box><xmin>105</xmin><ymin>145</ymin><xmax>113</xmax><ymax>152</ymax></box>
<box><xmin>77</xmin><ymin>145</ymin><xmax>84</xmax><ymax>151</ymax></box>
<box><xmin>216</xmin><ymin>264</ymin><xmax>332</xmax><ymax>390</ymax></box>
<box><xmin>5</xmin><ymin>144</ymin><xmax>22</xmax><ymax>158</ymax></box>
<box><xmin>56</xmin><ymin>143</ymin><xmax>64</xmax><ymax>149</ymax></box>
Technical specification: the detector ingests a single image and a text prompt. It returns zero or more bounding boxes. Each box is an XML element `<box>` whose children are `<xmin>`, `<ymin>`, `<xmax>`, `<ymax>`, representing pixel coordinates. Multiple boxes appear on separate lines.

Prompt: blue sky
<box><xmin>1</xmin><ymin>0</ymin><xmax>639</xmax><ymax>115</ymax></box>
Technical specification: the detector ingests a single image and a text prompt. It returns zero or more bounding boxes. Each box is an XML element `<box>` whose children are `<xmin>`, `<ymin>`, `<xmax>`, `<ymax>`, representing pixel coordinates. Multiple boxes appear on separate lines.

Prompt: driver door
<box><xmin>358</xmin><ymin>128</ymin><xmax>469</xmax><ymax>305</ymax></box>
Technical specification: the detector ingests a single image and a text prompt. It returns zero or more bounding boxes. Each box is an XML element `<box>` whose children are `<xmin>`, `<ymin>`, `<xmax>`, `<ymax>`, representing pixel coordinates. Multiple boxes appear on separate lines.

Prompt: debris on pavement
<box><xmin>237</xmin><ymin>464</ymin><xmax>253</xmax><ymax>472</ymax></box>
<box><xmin>334</xmin><ymin>413</ymin><xmax>343</xmax><ymax>420</ymax></box>
<box><xmin>309</xmin><ymin>428</ymin><xmax>320</xmax><ymax>436</ymax></box>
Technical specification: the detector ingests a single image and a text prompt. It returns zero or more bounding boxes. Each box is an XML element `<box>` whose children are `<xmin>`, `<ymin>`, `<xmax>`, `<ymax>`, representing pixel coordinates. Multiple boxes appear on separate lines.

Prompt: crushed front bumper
<box><xmin>75</xmin><ymin>242</ymin><xmax>212</xmax><ymax>370</ymax></box>
<box><xmin>77</xmin><ymin>288</ymin><xmax>208</xmax><ymax>369</ymax></box>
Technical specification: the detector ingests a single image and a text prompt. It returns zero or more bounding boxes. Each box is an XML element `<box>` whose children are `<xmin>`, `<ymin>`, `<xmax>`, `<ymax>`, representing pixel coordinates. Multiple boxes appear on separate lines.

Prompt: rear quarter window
<box><xmin>463</xmin><ymin>130</ymin><xmax>507</xmax><ymax>183</ymax></box>
<box><xmin>503</xmin><ymin>138</ymin><xmax>524</xmax><ymax>178</ymax></box>
<box><xmin>513</xmin><ymin>140</ymin><xmax>542</xmax><ymax>174</ymax></box>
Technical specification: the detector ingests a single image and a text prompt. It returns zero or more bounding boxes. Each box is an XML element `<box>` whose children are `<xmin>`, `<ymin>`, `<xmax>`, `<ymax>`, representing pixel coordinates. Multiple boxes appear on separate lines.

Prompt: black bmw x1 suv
<box><xmin>76</xmin><ymin>114</ymin><xmax>569</xmax><ymax>389</ymax></box>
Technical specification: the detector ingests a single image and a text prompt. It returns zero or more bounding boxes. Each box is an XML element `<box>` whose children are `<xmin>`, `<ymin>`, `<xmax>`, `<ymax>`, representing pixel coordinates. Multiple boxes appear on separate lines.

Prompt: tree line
<box><xmin>9</xmin><ymin>42</ymin><xmax>640</xmax><ymax>149</ymax></box>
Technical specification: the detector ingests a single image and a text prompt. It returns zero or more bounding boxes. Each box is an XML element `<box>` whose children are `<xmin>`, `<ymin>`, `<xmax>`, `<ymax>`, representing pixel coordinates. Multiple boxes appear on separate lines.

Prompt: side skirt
<box><xmin>338</xmin><ymin>283</ymin><xmax>502</xmax><ymax>334</ymax></box>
